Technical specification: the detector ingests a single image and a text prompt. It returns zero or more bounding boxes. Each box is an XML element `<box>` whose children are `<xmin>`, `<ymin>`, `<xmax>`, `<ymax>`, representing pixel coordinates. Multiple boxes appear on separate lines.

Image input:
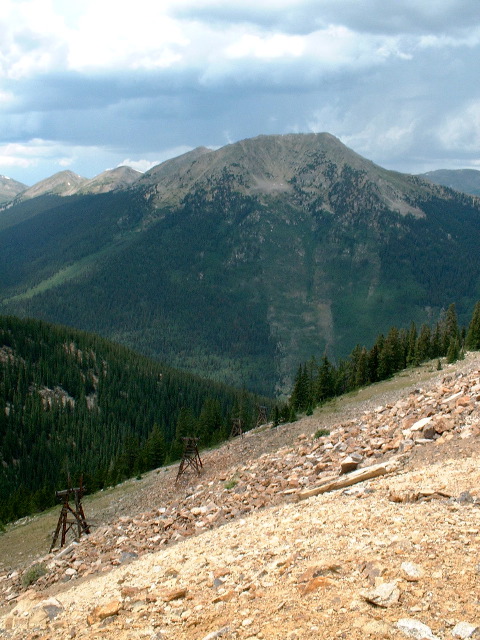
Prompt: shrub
<box><xmin>21</xmin><ymin>563</ymin><xmax>48</xmax><ymax>587</ymax></box>
<box><xmin>313</xmin><ymin>428</ymin><xmax>330</xmax><ymax>439</ymax></box>
<box><xmin>224</xmin><ymin>478</ymin><xmax>238</xmax><ymax>490</ymax></box>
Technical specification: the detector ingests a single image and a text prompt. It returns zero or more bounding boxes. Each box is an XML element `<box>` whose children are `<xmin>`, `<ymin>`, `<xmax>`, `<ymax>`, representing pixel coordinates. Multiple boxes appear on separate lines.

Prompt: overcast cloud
<box><xmin>1</xmin><ymin>0</ymin><xmax>480</xmax><ymax>184</ymax></box>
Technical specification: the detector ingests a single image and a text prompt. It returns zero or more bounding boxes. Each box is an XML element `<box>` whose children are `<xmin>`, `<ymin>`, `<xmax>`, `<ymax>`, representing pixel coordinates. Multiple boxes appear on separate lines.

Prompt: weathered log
<box><xmin>297</xmin><ymin>459</ymin><xmax>401</xmax><ymax>500</ymax></box>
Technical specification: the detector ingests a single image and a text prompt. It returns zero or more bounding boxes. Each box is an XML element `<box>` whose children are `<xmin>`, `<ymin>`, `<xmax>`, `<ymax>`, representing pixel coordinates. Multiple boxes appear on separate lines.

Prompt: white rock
<box><xmin>401</xmin><ymin>561</ymin><xmax>424</xmax><ymax>581</ymax></box>
<box><xmin>410</xmin><ymin>417</ymin><xmax>433</xmax><ymax>432</ymax></box>
<box><xmin>452</xmin><ymin>622</ymin><xmax>478</xmax><ymax>639</ymax></box>
<box><xmin>361</xmin><ymin>582</ymin><xmax>400</xmax><ymax>608</ymax></box>
<box><xmin>396</xmin><ymin>618</ymin><xmax>440</xmax><ymax>640</ymax></box>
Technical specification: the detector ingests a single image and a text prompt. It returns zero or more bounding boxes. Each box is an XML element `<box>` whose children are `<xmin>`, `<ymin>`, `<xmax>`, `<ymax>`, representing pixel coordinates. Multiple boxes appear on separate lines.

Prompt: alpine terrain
<box><xmin>1</xmin><ymin>133</ymin><xmax>480</xmax><ymax>395</ymax></box>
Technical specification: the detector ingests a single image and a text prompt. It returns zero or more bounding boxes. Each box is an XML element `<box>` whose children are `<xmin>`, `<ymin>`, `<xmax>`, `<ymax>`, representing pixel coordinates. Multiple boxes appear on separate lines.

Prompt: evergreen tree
<box><xmin>378</xmin><ymin>327</ymin><xmax>403</xmax><ymax>380</ymax></box>
<box><xmin>442</xmin><ymin>303</ymin><xmax>460</xmax><ymax>355</ymax></box>
<box><xmin>367</xmin><ymin>342</ymin><xmax>380</xmax><ymax>383</ymax></box>
<box><xmin>415</xmin><ymin>324</ymin><xmax>432</xmax><ymax>363</ymax></box>
<box><xmin>354</xmin><ymin>346</ymin><xmax>369</xmax><ymax>388</ymax></box>
<box><xmin>316</xmin><ymin>354</ymin><xmax>335</xmax><ymax>403</ymax></box>
<box><xmin>466</xmin><ymin>301</ymin><xmax>480</xmax><ymax>350</ymax></box>
<box><xmin>142</xmin><ymin>423</ymin><xmax>166</xmax><ymax>471</ymax></box>
<box><xmin>197</xmin><ymin>398</ymin><xmax>223</xmax><ymax>445</ymax></box>
<box><xmin>406</xmin><ymin>322</ymin><xmax>418</xmax><ymax>366</ymax></box>
<box><xmin>170</xmin><ymin>407</ymin><xmax>197</xmax><ymax>461</ymax></box>
<box><xmin>290</xmin><ymin>364</ymin><xmax>310</xmax><ymax>411</ymax></box>
<box><xmin>431</xmin><ymin>322</ymin><xmax>442</xmax><ymax>358</ymax></box>
<box><xmin>446</xmin><ymin>337</ymin><xmax>460</xmax><ymax>364</ymax></box>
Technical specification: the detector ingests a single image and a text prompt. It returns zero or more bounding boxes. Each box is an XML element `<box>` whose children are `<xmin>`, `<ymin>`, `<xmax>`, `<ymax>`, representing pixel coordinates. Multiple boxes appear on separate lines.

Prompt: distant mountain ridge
<box><xmin>420</xmin><ymin>168</ymin><xmax>480</xmax><ymax>196</ymax></box>
<box><xmin>4</xmin><ymin>166</ymin><xmax>143</xmax><ymax>205</ymax></box>
<box><xmin>0</xmin><ymin>175</ymin><xmax>28</xmax><ymax>204</ymax></box>
<box><xmin>1</xmin><ymin>133</ymin><xmax>480</xmax><ymax>395</ymax></box>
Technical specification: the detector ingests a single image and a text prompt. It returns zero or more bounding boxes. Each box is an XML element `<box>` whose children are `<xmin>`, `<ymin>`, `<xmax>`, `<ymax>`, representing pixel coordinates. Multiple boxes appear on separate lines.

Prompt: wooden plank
<box><xmin>297</xmin><ymin>459</ymin><xmax>402</xmax><ymax>501</ymax></box>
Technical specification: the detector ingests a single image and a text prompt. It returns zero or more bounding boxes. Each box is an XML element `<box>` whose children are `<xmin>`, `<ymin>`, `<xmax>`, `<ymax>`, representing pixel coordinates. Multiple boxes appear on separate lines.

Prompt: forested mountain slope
<box><xmin>0</xmin><ymin>316</ymin><xmax>269</xmax><ymax>524</ymax></box>
<box><xmin>1</xmin><ymin>134</ymin><xmax>480</xmax><ymax>395</ymax></box>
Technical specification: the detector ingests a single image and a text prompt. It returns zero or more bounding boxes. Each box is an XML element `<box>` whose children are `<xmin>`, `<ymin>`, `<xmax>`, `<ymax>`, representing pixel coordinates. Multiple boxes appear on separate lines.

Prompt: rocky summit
<box><xmin>1</xmin><ymin>354</ymin><xmax>480</xmax><ymax>639</ymax></box>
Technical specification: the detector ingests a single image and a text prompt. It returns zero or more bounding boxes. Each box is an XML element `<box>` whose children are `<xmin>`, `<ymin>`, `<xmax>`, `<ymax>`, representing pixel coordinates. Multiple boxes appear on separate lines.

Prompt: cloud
<box><xmin>438</xmin><ymin>101</ymin><xmax>480</xmax><ymax>153</ymax></box>
<box><xmin>117</xmin><ymin>146</ymin><xmax>193</xmax><ymax>173</ymax></box>
<box><xmin>1</xmin><ymin>0</ymin><xmax>480</xmax><ymax>183</ymax></box>
<box><xmin>172</xmin><ymin>0</ymin><xmax>480</xmax><ymax>36</ymax></box>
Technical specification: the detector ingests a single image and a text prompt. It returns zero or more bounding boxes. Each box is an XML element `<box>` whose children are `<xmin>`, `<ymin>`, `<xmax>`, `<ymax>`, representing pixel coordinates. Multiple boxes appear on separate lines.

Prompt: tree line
<box><xmin>289</xmin><ymin>301</ymin><xmax>480</xmax><ymax>414</ymax></box>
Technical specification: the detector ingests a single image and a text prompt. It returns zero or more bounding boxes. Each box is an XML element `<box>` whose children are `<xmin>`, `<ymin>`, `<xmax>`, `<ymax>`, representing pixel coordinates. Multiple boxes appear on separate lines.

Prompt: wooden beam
<box><xmin>297</xmin><ymin>458</ymin><xmax>402</xmax><ymax>501</ymax></box>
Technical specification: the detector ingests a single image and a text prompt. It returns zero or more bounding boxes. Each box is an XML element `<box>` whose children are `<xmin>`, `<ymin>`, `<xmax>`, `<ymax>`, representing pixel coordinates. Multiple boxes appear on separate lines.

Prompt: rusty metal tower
<box><xmin>50</xmin><ymin>478</ymin><xmax>90</xmax><ymax>552</ymax></box>
<box><xmin>256</xmin><ymin>405</ymin><xmax>268</xmax><ymax>428</ymax></box>
<box><xmin>230</xmin><ymin>417</ymin><xmax>244</xmax><ymax>439</ymax></box>
<box><xmin>175</xmin><ymin>437</ymin><xmax>203</xmax><ymax>483</ymax></box>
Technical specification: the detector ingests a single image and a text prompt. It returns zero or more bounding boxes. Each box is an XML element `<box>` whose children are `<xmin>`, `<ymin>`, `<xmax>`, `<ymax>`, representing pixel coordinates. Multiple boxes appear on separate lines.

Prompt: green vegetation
<box><xmin>1</xmin><ymin>145</ymin><xmax>480</xmax><ymax>396</ymax></box>
<box><xmin>21</xmin><ymin>562</ymin><xmax>47</xmax><ymax>587</ymax></box>
<box><xmin>313</xmin><ymin>428</ymin><xmax>330</xmax><ymax>439</ymax></box>
<box><xmin>0</xmin><ymin>315</ymin><xmax>274</xmax><ymax>524</ymax></box>
<box><xmin>289</xmin><ymin>302</ymin><xmax>476</xmax><ymax>414</ymax></box>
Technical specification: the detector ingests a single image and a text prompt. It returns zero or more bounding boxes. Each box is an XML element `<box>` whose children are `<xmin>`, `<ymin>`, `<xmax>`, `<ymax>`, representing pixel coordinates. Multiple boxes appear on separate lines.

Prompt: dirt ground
<box><xmin>1</xmin><ymin>354</ymin><xmax>480</xmax><ymax>639</ymax></box>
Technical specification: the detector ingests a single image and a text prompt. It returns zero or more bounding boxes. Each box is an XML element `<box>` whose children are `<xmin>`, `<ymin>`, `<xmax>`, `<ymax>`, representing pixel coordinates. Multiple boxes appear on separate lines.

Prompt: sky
<box><xmin>1</xmin><ymin>0</ymin><xmax>480</xmax><ymax>185</ymax></box>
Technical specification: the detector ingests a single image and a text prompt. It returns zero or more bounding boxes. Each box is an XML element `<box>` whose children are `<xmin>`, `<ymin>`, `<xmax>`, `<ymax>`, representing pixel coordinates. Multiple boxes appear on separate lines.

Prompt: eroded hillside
<box><xmin>1</xmin><ymin>354</ymin><xmax>480</xmax><ymax>639</ymax></box>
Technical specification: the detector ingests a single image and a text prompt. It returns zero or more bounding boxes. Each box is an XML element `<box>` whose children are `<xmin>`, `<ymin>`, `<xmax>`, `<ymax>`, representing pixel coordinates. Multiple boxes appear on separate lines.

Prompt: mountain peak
<box><xmin>0</xmin><ymin>174</ymin><xmax>28</xmax><ymax>204</ymax></box>
<box><xmin>16</xmin><ymin>170</ymin><xmax>87</xmax><ymax>201</ymax></box>
<box><xmin>137</xmin><ymin>132</ymin><xmax>431</xmax><ymax>217</ymax></box>
<box><xmin>74</xmin><ymin>166</ymin><xmax>142</xmax><ymax>195</ymax></box>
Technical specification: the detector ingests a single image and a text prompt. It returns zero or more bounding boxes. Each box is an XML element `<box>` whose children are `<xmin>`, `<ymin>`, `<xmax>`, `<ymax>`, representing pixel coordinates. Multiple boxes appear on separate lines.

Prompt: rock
<box><xmin>361</xmin><ymin>561</ymin><xmax>385</xmax><ymax>585</ymax></box>
<box><xmin>298</xmin><ymin>576</ymin><xmax>333</xmax><ymax>596</ymax></box>
<box><xmin>401</xmin><ymin>562</ymin><xmax>424</xmax><ymax>582</ymax></box>
<box><xmin>87</xmin><ymin>599</ymin><xmax>122</xmax><ymax>625</ymax></box>
<box><xmin>408</xmin><ymin>417</ymin><xmax>433</xmax><ymax>434</ymax></box>
<box><xmin>340</xmin><ymin>456</ymin><xmax>360</xmax><ymax>474</ymax></box>
<box><xmin>396</xmin><ymin>618</ymin><xmax>440</xmax><ymax>640</ymax></box>
<box><xmin>457</xmin><ymin>491</ymin><xmax>475</xmax><ymax>504</ymax></box>
<box><xmin>422</xmin><ymin>425</ymin><xmax>437</xmax><ymax>440</ymax></box>
<box><xmin>452</xmin><ymin>622</ymin><xmax>478</xmax><ymax>639</ymax></box>
<box><xmin>161</xmin><ymin>587</ymin><xmax>188</xmax><ymax>602</ymax></box>
<box><xmin>119</xmin><ymin>551</ymin><xmax>139</xmax><ymax>563</ymax></box>
<box><xmin>201</xmin><ymin>627</ymin><xmax>230</xmax><ymax>640</ymax></box>
<box><xmin>360</xmin><ymin>581</ymin><xmax>400</xmax><ymax>608</ymax></box>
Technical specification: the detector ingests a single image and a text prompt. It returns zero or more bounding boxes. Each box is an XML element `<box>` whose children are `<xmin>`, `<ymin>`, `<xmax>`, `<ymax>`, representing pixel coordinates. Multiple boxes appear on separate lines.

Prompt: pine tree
<box><xmin>446</xmin><ymin>337</ymin><xmax>460</xmax><ymax>364</ymax></box>
<box><xmin>442</xmin><ymin>303</ymin><xmax>460</xmax><ymax>355</ymax></box>
<box><xmin>290</xmin><ymin>364</ymin><xmax>310</xmax><ymax>411</ymax></box>
<box><xmin>143</xmin><ymin>423</ymin><xmax>166</xmax><ymax>471</ymax></box>
<box><xmin>316</xmin><ymin>354</ymin><xmax>335</xmax><ymax>403</ymax></box>
<box><xmin>170</xmin><ymin>408</ymin><xmax>197</xmax><ymax>461</ymax></box>
<box><xmin>415</xmin><ymin>324</ymin><xmax>432</xmax><ymax>363</ymax></box>
<box><xmin>378</xmin><ymin>327</ymin><xmax>403</xmax><ymax>380</ymax></box>
<box><xmin>466</xmin><ymin>301</ymin><xmax>480</xmax><ymax>350</ymax></box>
<box><xmin>406</xmin><ymin>322</ymin><xmax>418</xmax><ymax>366</ymax></box>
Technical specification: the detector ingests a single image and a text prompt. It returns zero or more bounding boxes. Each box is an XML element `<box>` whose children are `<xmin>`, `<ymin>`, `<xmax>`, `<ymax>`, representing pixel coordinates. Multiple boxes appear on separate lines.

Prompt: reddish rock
<box><xmin>87</xmin><ymin>599</ymin><xmax>122</xmax><ymax>625</ymax></box>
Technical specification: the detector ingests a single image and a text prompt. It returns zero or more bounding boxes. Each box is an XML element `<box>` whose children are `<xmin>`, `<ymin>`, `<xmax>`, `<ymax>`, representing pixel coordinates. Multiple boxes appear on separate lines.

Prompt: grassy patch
<box><xmin>224</xmin><ymin>478</ymin><xmax>238</xmax><ymax>490</ymax></box>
